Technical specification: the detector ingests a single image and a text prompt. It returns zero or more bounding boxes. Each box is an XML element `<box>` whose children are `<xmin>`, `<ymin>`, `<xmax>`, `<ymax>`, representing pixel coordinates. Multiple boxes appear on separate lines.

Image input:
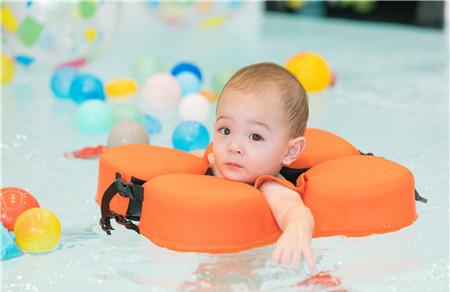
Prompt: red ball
<box><xmin>1</xmin><ymin>187</ymin><xmax>40</xmax><ymax>231</ymax></box>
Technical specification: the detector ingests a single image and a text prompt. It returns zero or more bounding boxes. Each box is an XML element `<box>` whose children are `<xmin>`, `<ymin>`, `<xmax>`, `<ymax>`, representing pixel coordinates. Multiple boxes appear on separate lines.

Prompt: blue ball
<box><xmin>75</xmin><ymin>100</ymin><xmax>113</xmax><ymax>135</ymax></box>
<box><xmin>50</xmin><ymin>67</ymin><xmax>79</xmax><ymax>99</ymax></box>
<box><xmin>15</xmin><ymin>55</ymin><xmax>34</xmax><ymax>66</ymax></box>
<box><xmin>176</xmin><ymin>71</ymin><xmax>201</xmax><ymax>96</ymax></box>
<box><xmin>69</xmin><ymin>74</ymin><xmax>105</xmax><ymax>104</ymax></box>
<box><xmin>172</xmin><ymin>121</ymin><xmax>210</xmax><ymax>151</ymax></box>
<box><xmin>144</xmin><ymin>114</ymin><xmax>162</xmax><ymax>134</ymax></box>
<box><xmin>171</xmin><ymin>62</ymin><xmax>202</xmax><ymax>81</ymax></box>
<box><xmin>1</xmin><ymin>223</ymin><xmax>23</xmax><ymax>261</ymax></box>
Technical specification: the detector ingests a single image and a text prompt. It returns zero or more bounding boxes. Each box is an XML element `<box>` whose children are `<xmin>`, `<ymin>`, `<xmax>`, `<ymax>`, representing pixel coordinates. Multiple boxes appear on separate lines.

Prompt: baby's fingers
<box><xmin>303</xmin><ymin>245</ymin><xmax>316</xmax><ymax>273</ymax></box>
<box><xmin>280</xmin><ymin>248</ymin><xmax>292</xmax><ymax>266</ymax></box>
<box><xmin>272</xmin><ymin>246</ymin><xmax>282</xmax><ymax>265</ymax></box>
<box><xmin>291</xmin><ymin>248</ymin><xmax>302</xmax><ymax>267</ymax></box>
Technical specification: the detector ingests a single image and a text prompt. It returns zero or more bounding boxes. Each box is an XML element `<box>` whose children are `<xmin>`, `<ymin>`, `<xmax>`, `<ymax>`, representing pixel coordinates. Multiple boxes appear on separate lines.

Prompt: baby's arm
<box><xmin>259</xmin><ymin>180</ymin><xmax>315</xmax><ymax>270</ymax></box>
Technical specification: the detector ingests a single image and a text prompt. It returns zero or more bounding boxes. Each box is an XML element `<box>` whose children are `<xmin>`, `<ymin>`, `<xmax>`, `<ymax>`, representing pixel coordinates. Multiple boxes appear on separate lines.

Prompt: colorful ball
<box><xmin>330</xmin><ymin>71</ymin><xmax>337</xmax><ymax>87</ymax></box>
<box><xmin>176</xmin><ymin>71</ymin><xmax>201</xmax><ymax>96</ymax></box>
<box><xmin>200</xmin><ymin>90</ymin><xmax>218</xmax><ymax>102</ymax></box>
<box><xmin>172</xmin><ymin>121</ymin><xmax>210</xmax><ymax>151</ymax></box>
<box><xmin>69</xmin><ymin>74</ymin><xmax>105</xmax><ymax>104</ymax></box>
<box><xmin>211</xmin><ymin>66</ymin><xmax>236</xmax><ymax>94</ymax></box>
<box><xmin>14</xmin><ymin>208</ymin><xmax>61</xmax><ymax>253</ymax></box>
<box><xmin>2</xmin><ymin>2</ymin><xmax>121</xmax><ymax>68</ymax></box>
<box><xmin>50</xmin><ymin>67</ymin><xmax>79</xmax><ymax>99</ymax></box>
<box><xmin>285</xmin><ymin>52</ymin><xmax>332</xmax><ymax>93</ymax></box>
<box><xmin>178</xmin><ymin>93</ymin><xmax>210</xmax><ymax>122</ymax></box>
<box><xmin>0</xmin><ymin>187</ymin><xmax>40</xmax><ymax>231</ymax></box>
<box><xmin>171</xmin><ymin>62</ymin><xmax>202</xmax><ymax>81</ymax></box>
<box><xmin>107</xmin><ymin>121</ymin><xmax>149</xmax><ymax>147</ymax></box>
<box><xmin>144</xmin><ymin>114</ymin><xmax>162</xmax><ymax>134</ymax></box>
<box><xmin>139</xmin><ymin>73</ymin><xmax>181</xmax><ymax>112</ymax></box>
<box><xmin>105</xmin><ymin>78</ymin><xmax>138</xmax><ymax>99</ymax></box>
<box><xmin>131</xmin><ymin>54</ymin><xmax>164</xmax><ymax>85</ymax></box>
<box><xmin>1</xmin><ymin>54</ymin><xmax>15</xmax><ymax>85</ymax></box>
<box><xmin>75</xmin><ymin>99</ymin><xmax>112</xmax><ymax>135</ymax></box>
<box><xmin>145</xmin><ymin>1</ymin><xmax>244</xmax><ymax>28</ymax></box>
<box><xmin>111</xmin><ymin>103</ymin><xmax>145</xmax><ymax>125</ymax></box>
<box><xmin>1</xmin><ymin>223</ymin><xmax>23</xmax><ymax>261</ymax></box>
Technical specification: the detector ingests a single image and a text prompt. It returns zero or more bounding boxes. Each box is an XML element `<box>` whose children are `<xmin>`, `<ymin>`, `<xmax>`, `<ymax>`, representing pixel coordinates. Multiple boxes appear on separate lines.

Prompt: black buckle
<box><xmin>99</xmin><ymin>173</ymin><xmax>143</xmax><ymax>236</ymax></box>
<box><xmin>99</xmin><ymin>217</ymin><xmax>114</xmax><ymax>235</ymax></box>
<box><xmin>114</xmin><ymin>175</ymin><xmax>143</xmax><ymax>202</ymax></box>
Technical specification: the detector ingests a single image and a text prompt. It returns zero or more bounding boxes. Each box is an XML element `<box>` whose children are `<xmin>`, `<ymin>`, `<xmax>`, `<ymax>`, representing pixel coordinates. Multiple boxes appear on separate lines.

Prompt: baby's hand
<box><xmin>272</xmin><ymin>222</ymin><xmax>315</xmax><ymax>272</ymax></box>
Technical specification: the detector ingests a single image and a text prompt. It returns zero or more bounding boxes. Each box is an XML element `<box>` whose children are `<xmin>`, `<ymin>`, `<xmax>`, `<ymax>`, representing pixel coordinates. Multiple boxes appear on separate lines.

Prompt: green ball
<box><xmin>131</xmin><ymin>55</ymin><xmax>164</xmax><ymax>85</ymax></box>
<box><xmin>211</xmin><ymin>66</ymin><xmax>237</xmax><ymax>95</ymax></box>
<box><xmin>353</xmin><ymin>0</ymin><xmax>376</xmax><ymax>14</ymax></box>
<box><xmin>76</xmin><ymin>100</ymin><xmax>113</xmax><ymax>135</ymax></box>
<box><xmin>111</xmin><ymin>103</ymin><xmax>145</xmax><ymax>126</ymax></box>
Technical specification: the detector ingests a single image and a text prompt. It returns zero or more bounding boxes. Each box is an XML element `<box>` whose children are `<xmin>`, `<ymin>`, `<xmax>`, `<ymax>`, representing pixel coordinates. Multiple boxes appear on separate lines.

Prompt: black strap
<box><xmin>415</xmin><ymin>189</ymin><xmax>428</xmax><ymax>203</ymax></box>
<box><xmin>99</xmin><ymin>173</ymin><xmax>144</xmax><ymax>235</ymax></box>
<box><xmin>125</xmin><ymin>176</ymin><xmax>145</xmax><ymax>220</ymax></box>
<box><xmin>204</xmin><ymin>167</ymin><xmax>214</xmax><ymax>176</ymax></box>
<box><xmin>279</xmin><ymin>166</ymin><xmax>309</xmax><ymax>185</ymax></box>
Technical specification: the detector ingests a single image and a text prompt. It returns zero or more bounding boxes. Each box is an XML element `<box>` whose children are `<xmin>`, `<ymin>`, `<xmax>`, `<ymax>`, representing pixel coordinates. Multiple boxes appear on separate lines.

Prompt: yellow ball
<box><xmin>14</xmin><ymin>208</ymin><xmax>62</xmax><ymax>253</ymax></box>
<box><xmin>285</xmin><ymin>52</ymin><xmax>332</xmax><ymax>93</ymax></box>
<box><xmin>1</xmin><ymin>53</ymin><xmax>15</xmax><ymax>85</ymax></box>
<box><xmin>105</xmin><ymin>78</ymin><xmax>138</xmax><ymax>98</ymax></box>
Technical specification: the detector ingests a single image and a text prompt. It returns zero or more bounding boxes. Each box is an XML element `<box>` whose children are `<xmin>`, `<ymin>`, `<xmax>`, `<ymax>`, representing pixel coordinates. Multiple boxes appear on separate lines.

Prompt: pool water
<box><xmin>2</xmin><ymin>3</ymin><xmax>449</xmax><ymax>291</ymax></box>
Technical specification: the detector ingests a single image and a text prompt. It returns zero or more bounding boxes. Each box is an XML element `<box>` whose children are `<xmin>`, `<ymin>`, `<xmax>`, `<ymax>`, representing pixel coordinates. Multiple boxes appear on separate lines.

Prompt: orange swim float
<box><xmin>96</xmin><ymin>128</ymin><xmax>422</xmax><ymax>253</ymax></box>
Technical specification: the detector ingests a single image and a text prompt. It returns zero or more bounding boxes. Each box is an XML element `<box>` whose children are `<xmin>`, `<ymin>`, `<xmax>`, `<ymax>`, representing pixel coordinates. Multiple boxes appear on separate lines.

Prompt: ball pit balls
<box><xmin>0</xmin><ymin>187</ymin><xmax>40</xmax><ymax>231</ymax></box>
<box><xmin>1</xmin><ymin>223</ymin><xmax>23</xmax><ymax>261</ymax></box>
<box><xmin>171</xmin><ymin>62</ymin><xmax>203</xmax><ymax>81</ymax></box>
<box><xmin>212</xmin><ymin>66</ymin><xmax>236</xmax><ymax>94</ymax></box>
<box><xmin>111</xmin><ymin>103</ymin><xmax>145</xmax><ymax>126</ymax></box>
<box><xmin>1</xmin><ymin>54</ymin><xmax>15</xmax><ymax>85</ymax></box>
<box><xmin>176</xmin><ymin>71</ymin><xmax>202</xmax><ymax>96</ymax></box>
<box><xmin>285</xmin><ymin>52</ymin><xmax>332</xmax><ymax>93</ymax></box>
<box><xmin>131</xmin><ymin>54</ymin><xmax>164</xmax><ymax>85</ymax></box>
<box><xmin>200</xmin><ymin>90</ymin><xmax>218</xmax><ymax>102</ymax></box>
<box><xmin>172</xmin><ymin>121</ymin><xmax>210</xmax><ymax>151</ymax></box>
<box><xmin>105</xmin><ymin>78</ymin><xmax>138</xmax><ymax>98</ymax></box>
<box><xmin>139</xmin><ymin>73</ymin><xmax>181</xmax><ymax>111</ymax></box>
<box><xmin>69</xmin><ymin>74</ymin><xmax>105</xmax><ymax>104</ymax></box>
<box><xmin>107</xmin><ymin>121</ymin><xmax>149</xmax><ymax>147</ymax></box>
<box><xmin>50</xmin><ymin>67</ymin><xmax>79</xmax><ymax>99</ymax></box>
<box><xmin>144</xmin><ymin>114</ymin><xmax>162</xmax><ymax>134</ymax></box>
<box><xmin>14</xmin><ymin>208</ymin><xmax>61</xmax><ymax>253</ymax></box>
<box><xmin>2</xmin><ymin>2</ymin><xmax>121</xmax><ymax>68</ymax></box>
<box><xmin>75</xmin><ymin>99</ymin><xmax>113</xmax><ymax>135</ymax></box>
<box><xmin>178</xmin><ymin>93</ymin><xmax>210</xmax><ymax>122</ymax></box>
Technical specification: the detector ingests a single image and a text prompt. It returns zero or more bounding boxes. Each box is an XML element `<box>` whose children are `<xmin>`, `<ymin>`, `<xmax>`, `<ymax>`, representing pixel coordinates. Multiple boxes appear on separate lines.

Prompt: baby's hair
<box><xmin>219</xmin><ymin>62</ymin><xmax>309</xmax><ymax>137</ymax></box>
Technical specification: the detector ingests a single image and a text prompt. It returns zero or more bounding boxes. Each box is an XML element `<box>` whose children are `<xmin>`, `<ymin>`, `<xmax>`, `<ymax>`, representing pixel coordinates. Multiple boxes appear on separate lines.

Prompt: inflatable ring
<box><xmin>96</xmin><ymin>129</ymin><xmax>419</xmax><ymax>253</ymax></box>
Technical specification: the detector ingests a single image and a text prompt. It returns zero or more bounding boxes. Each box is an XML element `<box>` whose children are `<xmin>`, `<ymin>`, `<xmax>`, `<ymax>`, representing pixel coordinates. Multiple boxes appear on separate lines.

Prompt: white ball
<box><xmin>178</xmin><ymin>93</ymin><xmax>210</xmax><ymax>122</ymax></box>
<box><xmin>107</xmin><ymin>121</ymin><xmax>149</xmax><ymax>147</ymax></box>
<box><xmin>138</xmin><ymin>73</ymin><xmax>181</xmax><ymax>113</ymax></box>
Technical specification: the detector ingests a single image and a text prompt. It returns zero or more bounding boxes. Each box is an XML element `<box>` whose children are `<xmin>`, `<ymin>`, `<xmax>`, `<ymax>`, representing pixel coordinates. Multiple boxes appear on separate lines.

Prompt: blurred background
<box><xmin>1</xmin><ymin>1</ymin><xmax>449</xmax><ymax>292</ymax></box>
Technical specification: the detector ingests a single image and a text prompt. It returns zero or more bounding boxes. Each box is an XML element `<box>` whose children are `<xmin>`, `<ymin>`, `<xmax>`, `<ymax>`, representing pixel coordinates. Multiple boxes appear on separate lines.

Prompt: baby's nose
<box><xmin>228</xmin><ymin>142</ymin><xmax>244</xmax><ymax>155</ymax></box>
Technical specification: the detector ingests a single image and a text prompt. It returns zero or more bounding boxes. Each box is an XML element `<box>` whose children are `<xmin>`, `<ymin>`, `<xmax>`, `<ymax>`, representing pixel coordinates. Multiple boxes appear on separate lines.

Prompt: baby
<box><xmin>197</xmin><ymin>62</ymin><xmax>314</xmax><ymax>270</ymax></box>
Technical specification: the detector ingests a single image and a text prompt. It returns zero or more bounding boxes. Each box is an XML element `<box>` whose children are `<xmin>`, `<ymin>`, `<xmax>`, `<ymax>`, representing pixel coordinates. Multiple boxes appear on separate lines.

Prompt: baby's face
<box><xmin>212</xmin><ymin>85</ymin><xmax>291</xmax><ymax>184</ymax></box>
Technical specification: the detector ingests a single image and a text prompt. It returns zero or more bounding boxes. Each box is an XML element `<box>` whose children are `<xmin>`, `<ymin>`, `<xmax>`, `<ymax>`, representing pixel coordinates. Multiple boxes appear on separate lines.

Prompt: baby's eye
<box><xmin>218</xmin><ymin>127</ymin><xmax>231</xmax><ymax>135</ymax></box>
<box><xmin>249</xmin><ymin>133</ymin><xmax>264</xmax><ymax>141</ymax></box>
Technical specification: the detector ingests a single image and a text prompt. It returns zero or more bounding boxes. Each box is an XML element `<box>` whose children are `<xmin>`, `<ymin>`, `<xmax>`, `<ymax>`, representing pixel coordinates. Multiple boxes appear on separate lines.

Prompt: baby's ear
<box><xmin>282</xmin><ymin>136</ymin><xmax>306</xmax><ymax>166</ymax></box>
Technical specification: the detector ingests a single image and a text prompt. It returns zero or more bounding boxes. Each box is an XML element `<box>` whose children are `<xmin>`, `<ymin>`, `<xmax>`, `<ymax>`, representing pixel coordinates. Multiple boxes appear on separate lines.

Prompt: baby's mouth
<box><xmin>225</xmin><ymin>162</ymin><xmax>243</xmax><ymax>168</ymax></box>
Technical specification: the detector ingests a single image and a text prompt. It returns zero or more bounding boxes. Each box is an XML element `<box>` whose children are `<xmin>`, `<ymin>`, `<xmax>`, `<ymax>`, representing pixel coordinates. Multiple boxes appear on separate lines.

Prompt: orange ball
<box><xmin>0</xmin><ymin>187</ymin><xmax>40</xmax><ymax>231</ymax></box>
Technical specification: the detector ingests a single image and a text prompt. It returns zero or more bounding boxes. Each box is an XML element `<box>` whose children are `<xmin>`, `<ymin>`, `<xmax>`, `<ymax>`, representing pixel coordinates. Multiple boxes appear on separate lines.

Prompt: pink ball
<box><xmin>139</xmin><ymin>73</ymin><xmax>181</xmax><ymax>112</ymax></box>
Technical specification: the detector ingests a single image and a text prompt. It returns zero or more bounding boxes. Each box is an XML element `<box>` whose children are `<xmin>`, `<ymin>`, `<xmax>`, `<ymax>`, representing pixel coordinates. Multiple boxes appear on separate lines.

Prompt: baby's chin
<box><xmin>220</xmin><ymin>169</ymin><xmax>256</xmax><ymax>185</ymax></box>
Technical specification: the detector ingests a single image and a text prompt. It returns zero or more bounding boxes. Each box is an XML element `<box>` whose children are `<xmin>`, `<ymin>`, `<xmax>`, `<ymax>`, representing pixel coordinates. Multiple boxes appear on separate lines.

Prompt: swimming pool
<box><xmin>2</xmin><ymin>3</ymin><xmax>449</xmax><ymax>291</ymax></box>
